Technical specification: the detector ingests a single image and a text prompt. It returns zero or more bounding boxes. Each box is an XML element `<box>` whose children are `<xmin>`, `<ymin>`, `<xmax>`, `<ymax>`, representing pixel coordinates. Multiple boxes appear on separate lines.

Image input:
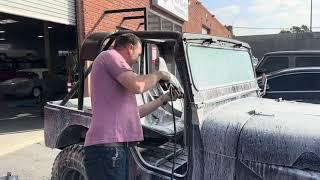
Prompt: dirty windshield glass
<box><xmin>188</xmin><ymin>45</ymin><xmax>255</xmax><ymax>90</ymax></box>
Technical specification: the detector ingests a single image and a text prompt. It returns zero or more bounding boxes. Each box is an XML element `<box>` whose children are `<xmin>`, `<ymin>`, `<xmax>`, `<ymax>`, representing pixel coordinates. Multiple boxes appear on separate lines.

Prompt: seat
<box><xmin>138</xmin><ymin>57</ymin><xmax>185</xmax><ymax>140</ymax></box>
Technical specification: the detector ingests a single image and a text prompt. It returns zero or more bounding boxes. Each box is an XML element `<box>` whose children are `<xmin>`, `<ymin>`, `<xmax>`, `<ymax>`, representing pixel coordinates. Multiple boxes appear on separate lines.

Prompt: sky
<box><xmin>200</xmin><ymin>0</ymin><xmax>320</xmax><ymax>36</ymax></box>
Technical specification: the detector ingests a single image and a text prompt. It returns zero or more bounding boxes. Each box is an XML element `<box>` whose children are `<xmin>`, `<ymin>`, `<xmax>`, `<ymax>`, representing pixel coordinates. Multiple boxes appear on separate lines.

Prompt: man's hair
<box><xmin>113</xmin><ymin>33</ymin><xmax>141</xmax><ymax>49</ymax></box>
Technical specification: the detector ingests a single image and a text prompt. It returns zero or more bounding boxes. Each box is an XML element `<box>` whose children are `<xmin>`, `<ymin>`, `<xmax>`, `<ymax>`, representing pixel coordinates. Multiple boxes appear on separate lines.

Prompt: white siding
<box><xmin>0</xmin><ymin>0</ymin><xmax>75</xmax><ymax>25</ymax></box>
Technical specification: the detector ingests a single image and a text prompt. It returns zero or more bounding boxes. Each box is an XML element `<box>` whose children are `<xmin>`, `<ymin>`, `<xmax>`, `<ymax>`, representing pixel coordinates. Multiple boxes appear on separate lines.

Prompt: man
<box><xmin>83</xmin><ymin>33</ymin><xmax>180</xmax><ymax>180</ymax></box>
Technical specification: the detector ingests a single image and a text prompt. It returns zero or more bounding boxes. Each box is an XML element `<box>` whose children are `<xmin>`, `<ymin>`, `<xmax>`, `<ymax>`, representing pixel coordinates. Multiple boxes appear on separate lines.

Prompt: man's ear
<box><xmin>127</xmin><ymin>44</ymin><xmax>134</xmax><ymax>54</ymax></box>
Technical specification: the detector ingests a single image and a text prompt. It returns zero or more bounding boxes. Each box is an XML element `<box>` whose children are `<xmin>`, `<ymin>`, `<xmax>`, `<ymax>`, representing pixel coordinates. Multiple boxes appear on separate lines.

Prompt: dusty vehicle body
<box><xmin>44</xmin><ymin>30</ymin><xmax>320</xmax><ymax>180</ymax></box>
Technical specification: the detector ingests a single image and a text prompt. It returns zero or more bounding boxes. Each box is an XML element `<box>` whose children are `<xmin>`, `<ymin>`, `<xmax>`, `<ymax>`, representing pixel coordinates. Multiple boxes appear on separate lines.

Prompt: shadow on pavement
<box><xmin>0</xmin><ymin>117</ymin><xmax>43</xmax><ymax>135</ymax></box>
<box><xmin>0</xmin><ymin>95</ymin><xmax>43</xmax><ymax>134</ymax></box>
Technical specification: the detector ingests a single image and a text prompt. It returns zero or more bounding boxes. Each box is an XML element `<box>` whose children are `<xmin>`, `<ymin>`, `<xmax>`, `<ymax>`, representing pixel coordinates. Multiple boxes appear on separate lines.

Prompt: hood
<box><xmin>200</xmin><ymin>97</ymin><xmax>320</xmax><ymax>171</ymax></box>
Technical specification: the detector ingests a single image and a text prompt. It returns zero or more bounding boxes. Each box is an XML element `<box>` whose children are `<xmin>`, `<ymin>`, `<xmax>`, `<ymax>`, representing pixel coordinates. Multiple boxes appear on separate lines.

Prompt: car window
<box><xmin>146</xmin><ymin>43</ymin><xmax>182</xmax><ymax>97</ymax></box>
<box><xmin>16</xmin><ymin>71</ymin><xmax>39</xmax><ymax>79</ymax></box>
<box><xmin>295</xmin><ymin>57</ymin><xmax>320</xmax><ymax>67</ymax></box>
<box><xmin>260</xmin><ymin>57</ymin><xmax>289</xmax><ymax>74</ymax></box>
<box><xmin>148</xmin><ymin>44</ymin><xmax>179</xmax><ymax>79</ymax></box>
<box><xmin>268</xmin><ymin>72</ymin><xmax>320</xmax><ymax>91</ymax></box>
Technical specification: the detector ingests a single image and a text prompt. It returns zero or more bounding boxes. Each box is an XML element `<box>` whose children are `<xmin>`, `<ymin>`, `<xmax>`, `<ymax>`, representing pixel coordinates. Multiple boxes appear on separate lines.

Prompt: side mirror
<box><xmin>260</xmin><ymin>73</ymin><xmax>268</xmax><ymax>96</ymax></box>
<box><xmin>252</xmin><ymin>57</ymin><xmax>259</xmax><ymax>67</ymax></box>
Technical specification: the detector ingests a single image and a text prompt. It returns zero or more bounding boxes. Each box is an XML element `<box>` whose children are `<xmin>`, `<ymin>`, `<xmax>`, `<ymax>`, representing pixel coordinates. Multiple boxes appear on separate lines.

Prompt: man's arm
<box><xmin>138</xmin><ymin>92</ymin><xmax>181</xmax><ymax>118</ymax></box>
<box><xmin>117</xmin><ymin>71</ymin><xmax>169</xmax><ymax>94</ymax></box>
<box><xmin>138</xmin><ymin>95</ymin><xmax>167</xmax><ymax>118</ymax></box>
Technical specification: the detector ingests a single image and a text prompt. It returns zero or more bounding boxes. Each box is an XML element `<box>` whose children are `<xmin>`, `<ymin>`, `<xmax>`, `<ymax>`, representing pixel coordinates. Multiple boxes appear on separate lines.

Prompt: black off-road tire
<box><xmin>51</xmin><ymin>144</ymin><xmax>87</xmax><ymax>180</ymax></box>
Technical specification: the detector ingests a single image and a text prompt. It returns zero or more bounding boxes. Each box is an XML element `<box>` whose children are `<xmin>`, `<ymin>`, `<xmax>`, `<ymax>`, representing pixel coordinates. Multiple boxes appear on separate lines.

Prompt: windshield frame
<box><xmin>186</xmin><ymin>43</ymin><xmax>256</xmax><ymax>91</ymax></box>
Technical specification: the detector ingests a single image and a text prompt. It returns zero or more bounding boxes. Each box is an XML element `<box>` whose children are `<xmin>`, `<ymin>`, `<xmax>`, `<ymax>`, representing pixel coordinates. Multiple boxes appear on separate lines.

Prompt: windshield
<box><xmin>187</xmin><ymin>45</ymin><xmax>255</xmax><ymax>90</ymax></box>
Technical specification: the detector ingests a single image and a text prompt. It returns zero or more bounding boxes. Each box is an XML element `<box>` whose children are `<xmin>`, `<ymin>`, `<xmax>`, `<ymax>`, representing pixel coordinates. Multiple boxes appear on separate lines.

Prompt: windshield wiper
<box><xmin>184</xmin><ymin>38</ymin><xmax>245</xmax><ymax>48</ymax></box>
<box><xmin>233</xmin><ymin>43</ymin><xmax>243</xmax><ymax>48</ymax></box>
<box><xmin>202</xmin><ymin>38</ymin><xmax>215</xmax><ymax>44</ymax></box>
<box><xmin>184</xmin><ymin>38</ymin><xmax>217</xmax><ymax>44</ymax></box>
<box><xmin>216</xmin><ymin>39</ymin><xmax>243</xmax><ymax>48</ymax></box>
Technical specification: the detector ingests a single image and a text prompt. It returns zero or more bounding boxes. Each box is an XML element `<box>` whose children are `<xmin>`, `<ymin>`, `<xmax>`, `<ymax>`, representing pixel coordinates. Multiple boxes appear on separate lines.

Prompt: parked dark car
<box><xmin>258</xmin><ymin>67</ymin><xmax>320</xmax><ymax>104</ymax></box>
<box><xmin>256</xmin><ymin>50</ymin><xmax>320</xmax><ymax>76</ymax></box>
<box><xmin>0</xmin><ymin>68</ymin><xmax>66</xmax><ymax>98</ymax></box>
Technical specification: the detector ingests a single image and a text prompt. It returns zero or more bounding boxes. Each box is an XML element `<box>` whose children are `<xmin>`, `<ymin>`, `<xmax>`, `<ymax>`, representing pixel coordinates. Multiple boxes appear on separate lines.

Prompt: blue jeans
<box><xmin>83</xmin><ymin>145</ymin><xmax>129</xmax><ymax>180</ymax></box>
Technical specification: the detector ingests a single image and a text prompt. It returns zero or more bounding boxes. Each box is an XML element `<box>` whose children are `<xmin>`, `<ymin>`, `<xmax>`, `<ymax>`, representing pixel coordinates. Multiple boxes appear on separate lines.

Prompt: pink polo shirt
<box><xmin>84</xmin><ymin>49</ymin><xmax>143</xmax><ymax>146</ymax></box>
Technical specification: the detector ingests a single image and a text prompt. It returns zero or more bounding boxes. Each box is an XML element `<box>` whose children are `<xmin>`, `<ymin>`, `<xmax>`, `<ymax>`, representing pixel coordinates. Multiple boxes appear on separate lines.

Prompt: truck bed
<box><xmin>49</xmin><ymin>97</ymin><xmax>92</xmax><ymax>112</ymax></box>
<box><xmin>44</xmin><ymin>98</ymin><xmax>92</xmax><ymax>149</ymax></box>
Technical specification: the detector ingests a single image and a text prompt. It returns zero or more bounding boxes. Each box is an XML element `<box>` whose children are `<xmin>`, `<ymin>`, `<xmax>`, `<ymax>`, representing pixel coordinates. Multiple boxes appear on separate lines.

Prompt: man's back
<box><xmin>84</xmin><ymin>49</ymin><xmax>143</xmax><ymax>146</ymax></box>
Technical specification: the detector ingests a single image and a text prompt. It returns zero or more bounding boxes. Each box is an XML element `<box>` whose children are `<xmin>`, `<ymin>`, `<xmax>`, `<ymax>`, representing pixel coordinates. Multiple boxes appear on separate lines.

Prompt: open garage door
<box><xmin>0</xmin><ymin>0</ymin><xmax>75</xmax><ymax>25</ymax></box>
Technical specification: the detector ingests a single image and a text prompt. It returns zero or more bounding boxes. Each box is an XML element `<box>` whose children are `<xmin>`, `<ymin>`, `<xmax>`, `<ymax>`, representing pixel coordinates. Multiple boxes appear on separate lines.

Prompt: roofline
<box><xmin>267</xmin><ymin>67</ymin><xmax>320</xmax><ymax>76</ymax></box>
<box><xmin>192</xmin><ymin>1</ymin><xmax>232</xmax><ymax>36</ymax></box>
<box><xmin>264</xmin><ymin>50</ymin><xmax>320</xmax><ymax>56</ymax></box>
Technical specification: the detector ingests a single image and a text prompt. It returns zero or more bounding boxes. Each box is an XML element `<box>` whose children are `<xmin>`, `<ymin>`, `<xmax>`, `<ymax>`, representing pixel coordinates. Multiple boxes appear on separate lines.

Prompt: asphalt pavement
<box><xmin>0</xmin><ymin>141</ymin><xmax>60</xmax><ymax>180</ymax></box>
<box><xmin>0</xmin><ymin>95</ymin><xmax>60</xmax><ymax>179</ymax></box>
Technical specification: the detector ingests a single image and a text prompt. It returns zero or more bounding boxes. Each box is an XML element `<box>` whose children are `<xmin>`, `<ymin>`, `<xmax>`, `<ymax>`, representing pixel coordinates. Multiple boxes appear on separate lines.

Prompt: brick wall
<box><xmin>79</xmin><ymin>0</ymin><xmax>231</xmax><ymax>40</ymax></box>
<box><xmin>83</xmin><ymin>0</ymin><xmax>147</xmax><ymax>34</ymax></box>
<box><xmin>80</xmin><ymin>0</ymin><xmax>183</xmax><ymax>38</ymax></box>
<box><xmin>183</xmin><ymin>0</ymin><xmax>231</xmax><ymax>38</ymax></box>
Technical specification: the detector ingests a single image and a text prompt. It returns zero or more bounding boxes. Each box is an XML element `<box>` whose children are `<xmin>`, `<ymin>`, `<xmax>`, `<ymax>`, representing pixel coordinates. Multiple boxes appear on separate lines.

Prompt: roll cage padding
<box><xmin>80</xmin><ymin>31</ymin><xmax>182</xmax><ymax>62</ymax></box>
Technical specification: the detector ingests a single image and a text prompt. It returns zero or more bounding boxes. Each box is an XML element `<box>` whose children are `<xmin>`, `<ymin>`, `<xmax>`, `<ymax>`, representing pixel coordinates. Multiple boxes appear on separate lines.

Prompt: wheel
<box><xmin>155</xmin><ymin>71</ymin><xmax>184</xmax><ymax>115</ymax></box>
<box><xmin>0</xmin><ymin>53</ymin><xmax>7</xmax><ymax>61</ymax></box>
<box><xmin>32</xmin><ymin>87</ymin><xmax>42</xmax><ymax>98</ymax></box>
<box><xmin>51</xmin><ymin>144</ymin><xmax>87</xmax><ymax>180</ymax></box>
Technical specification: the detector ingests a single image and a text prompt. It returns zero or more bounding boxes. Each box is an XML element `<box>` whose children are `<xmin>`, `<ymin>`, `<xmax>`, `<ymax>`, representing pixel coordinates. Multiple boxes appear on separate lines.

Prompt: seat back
<box><xmin>139</xmin><ymin>98</ymin><xmax>184</xmax><ymax>138</ymax></box>
<box><xmin>138</xmin><ymin>56</ymin><xmax>184</xmax><ymax>139</ymax></box>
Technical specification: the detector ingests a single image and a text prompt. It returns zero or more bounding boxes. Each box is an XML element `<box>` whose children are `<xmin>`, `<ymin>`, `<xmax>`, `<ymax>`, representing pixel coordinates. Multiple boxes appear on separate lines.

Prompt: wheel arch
<box><xmin>55</xmin><ymin>125</ymin><xmax>88</xmax><ymax>150</ymax></box>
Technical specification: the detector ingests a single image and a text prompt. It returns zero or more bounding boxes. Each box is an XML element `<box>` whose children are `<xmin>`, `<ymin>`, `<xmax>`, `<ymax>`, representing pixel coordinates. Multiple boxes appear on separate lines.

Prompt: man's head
<box><xmin>114</xmin><ymin>33</ymin><xmax>142</xmax><ymax>65</ymax></box>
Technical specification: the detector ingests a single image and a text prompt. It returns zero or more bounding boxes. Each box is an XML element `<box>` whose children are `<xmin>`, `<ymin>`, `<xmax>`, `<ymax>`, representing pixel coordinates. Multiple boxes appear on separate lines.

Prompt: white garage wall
<box><xmin>0</xmin><ymin>0</ymin><xmax>75</xmax><ymax>25</ymax></box>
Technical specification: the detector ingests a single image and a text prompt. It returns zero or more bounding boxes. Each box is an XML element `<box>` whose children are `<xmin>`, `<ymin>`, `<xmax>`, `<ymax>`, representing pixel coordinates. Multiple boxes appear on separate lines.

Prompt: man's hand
<box><xmin>155</xmin><ymin>71</ymin><xmax>171</xmax><ymax>82</ymax></box>
<box><xmin>139</xmin><ymin>87</ymin><xmax>183</xmax><ymax>118</ymax></box>
<box><xmin>117</xmin><ymin>70</ymin><xmax>170</xmax><ymax>94</ymax></box>
<box><xmin>160</xmin><ymin>89</ymin><xmax>183</xmax><ymax>104</ymax></box>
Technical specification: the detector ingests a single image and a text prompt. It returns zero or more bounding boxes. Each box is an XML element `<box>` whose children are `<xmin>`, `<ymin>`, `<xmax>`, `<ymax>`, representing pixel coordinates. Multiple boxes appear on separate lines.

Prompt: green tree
<box><xmin>280</xmin><ymin>29</ymin><xmax>291</xmax><ymax>34</ymax></box>
<box><xmin>279</xmin><ymin>25</ymin><xmax>310</xmax><ymax>34</ymax></box>
<box><xmin>300</xmin><ymin>25</ymin><xmax>310</xmax><ymax>32</ymax></box>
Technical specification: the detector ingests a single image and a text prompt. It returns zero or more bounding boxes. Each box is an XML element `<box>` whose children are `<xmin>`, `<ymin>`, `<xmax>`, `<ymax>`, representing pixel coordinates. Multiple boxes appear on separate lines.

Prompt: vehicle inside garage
<box><xmin>0</xmin><ymin>12</ymin><xmax>77</xmax><ymax>133</ymax></box>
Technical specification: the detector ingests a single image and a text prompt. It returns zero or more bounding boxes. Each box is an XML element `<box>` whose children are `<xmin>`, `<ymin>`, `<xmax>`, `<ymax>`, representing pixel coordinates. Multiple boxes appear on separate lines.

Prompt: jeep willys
<box><xmin>44</xmin><ymin>30</ymin><xmax>320</xmax><ymax>180</ymax></box>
